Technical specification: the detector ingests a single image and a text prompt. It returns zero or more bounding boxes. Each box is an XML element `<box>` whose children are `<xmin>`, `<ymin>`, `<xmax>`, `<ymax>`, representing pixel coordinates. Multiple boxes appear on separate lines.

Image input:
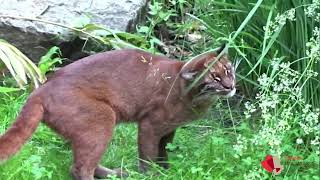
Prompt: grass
<box><xmin>0</xmin><ymin>0</ymin><xmax>319</xmax><ymax>179</ymax></box>
<box><xmin>0</xmin><ymin>92</ymin><xmax>318</xmax><ymax>180</ymax></box>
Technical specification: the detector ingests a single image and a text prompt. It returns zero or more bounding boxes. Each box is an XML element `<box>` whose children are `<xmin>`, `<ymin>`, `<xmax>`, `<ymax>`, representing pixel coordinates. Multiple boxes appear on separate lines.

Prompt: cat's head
<box><xmin>180</xmin><ymin>44</ymin><xmax>236</xmax><ymax>98</ymax></box>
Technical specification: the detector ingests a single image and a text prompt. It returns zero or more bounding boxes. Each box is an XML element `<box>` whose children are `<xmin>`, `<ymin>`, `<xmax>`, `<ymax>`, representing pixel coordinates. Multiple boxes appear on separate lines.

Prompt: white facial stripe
<box><xmin>233</xmin><ymin>70</ymin><xmax>236</xmax><ymax>79</ymax></box>
<box><xmin>214</xmin><ymin>77</ymin><xmax>221</xmax><ymax>82</ymax></box>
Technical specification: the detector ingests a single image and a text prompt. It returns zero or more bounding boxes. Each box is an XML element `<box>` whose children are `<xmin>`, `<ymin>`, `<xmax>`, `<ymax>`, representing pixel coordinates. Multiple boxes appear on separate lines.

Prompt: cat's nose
<box><xmin>223</xmin><ymin>84</ymin><xmax>234</xmax><ymax>90</ymax></box>
<box><xmin>226</xmin><ymin>82</ymin><xmax>235</xmax><ymax>90</ymax></box>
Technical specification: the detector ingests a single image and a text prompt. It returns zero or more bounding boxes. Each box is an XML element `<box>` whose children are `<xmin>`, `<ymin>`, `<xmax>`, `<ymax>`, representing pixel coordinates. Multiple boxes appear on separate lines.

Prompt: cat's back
<box><xmin>39</xmin><ymin>49</ymin><xmax>180</xmax><ymax>97</ymax></box>
<box><xmin>36</xmin><ymin>49</ymin><xmax>182</xmax><ymax>121</ymax></box>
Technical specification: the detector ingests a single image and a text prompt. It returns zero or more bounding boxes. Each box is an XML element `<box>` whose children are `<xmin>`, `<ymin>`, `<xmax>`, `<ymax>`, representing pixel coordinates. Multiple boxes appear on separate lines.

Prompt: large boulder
<box><xmin>0</xmin><ymin>0</ymin><xmax>147</xmax><ymax>61</ymax></box>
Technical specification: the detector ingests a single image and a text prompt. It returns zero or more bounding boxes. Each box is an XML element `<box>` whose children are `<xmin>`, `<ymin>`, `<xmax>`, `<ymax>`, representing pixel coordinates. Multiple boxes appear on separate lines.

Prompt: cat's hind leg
<box><xmin>69</xmin><ymin>105</ymin><xmax>116</xmax><ymax>180</ymax></box>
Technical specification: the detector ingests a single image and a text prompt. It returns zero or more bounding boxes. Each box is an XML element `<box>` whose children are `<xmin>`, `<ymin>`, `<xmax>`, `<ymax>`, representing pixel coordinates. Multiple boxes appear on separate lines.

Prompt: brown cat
<box><xmin>0</xmin><ymin>45</ymin><xmax>236</xmax><ymax>180</ymax></box>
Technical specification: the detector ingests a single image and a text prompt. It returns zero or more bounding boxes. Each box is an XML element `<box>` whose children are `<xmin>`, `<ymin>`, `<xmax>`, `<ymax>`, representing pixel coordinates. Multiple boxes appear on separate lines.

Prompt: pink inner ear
<box><xmin>181</xmin><ymin>71</ymin><xmax>198</xmax><ymax>80</ymax></box>
<box><xmin>181</xmin><ymin>52</ymin><xmax>217</xmax><ymax>73</ymax></box>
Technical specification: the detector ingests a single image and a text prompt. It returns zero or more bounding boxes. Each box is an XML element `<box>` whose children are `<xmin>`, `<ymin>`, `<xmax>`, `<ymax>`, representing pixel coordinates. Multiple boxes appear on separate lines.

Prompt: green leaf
<box><xmin>137</xmin><ymin>26</ymin><xmax>150</xmax><ymax>34</ymax></box>
<box><xmin>39</xmin><ymin>46</ymin><xmax>63</xmax><ymax>75</ymax></box>
<box><xmin>0</xmin><ymin>86</ymin><xmax>20</xmax><ymax>93</ymax></box>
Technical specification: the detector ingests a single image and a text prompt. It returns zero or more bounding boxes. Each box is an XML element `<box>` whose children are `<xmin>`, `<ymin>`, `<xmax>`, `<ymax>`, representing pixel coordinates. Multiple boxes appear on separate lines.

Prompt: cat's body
<box><xmin>0</xmin><ymin>47</ymin><xmax>235</xmax><ymax>180</ymax></box>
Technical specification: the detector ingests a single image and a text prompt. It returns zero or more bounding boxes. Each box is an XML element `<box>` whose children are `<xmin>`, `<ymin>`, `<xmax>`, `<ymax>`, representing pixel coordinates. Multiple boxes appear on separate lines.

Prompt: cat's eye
<box><xmin>225</xmin><ymin>69</ymin><xmax>231</xmax><ymax>75</ymax></box>
<box><xmin>223</xmin><ymin>65</ymin><xmax>231</xmax><ymax>75</ymax></box>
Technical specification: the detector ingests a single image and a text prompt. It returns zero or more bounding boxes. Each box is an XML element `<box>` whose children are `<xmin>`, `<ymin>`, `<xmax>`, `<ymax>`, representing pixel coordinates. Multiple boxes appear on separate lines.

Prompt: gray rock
<box><xmin>0</xmin><ymin>0</ymin><xmax>147</xmax><ymax>61</ymax></box>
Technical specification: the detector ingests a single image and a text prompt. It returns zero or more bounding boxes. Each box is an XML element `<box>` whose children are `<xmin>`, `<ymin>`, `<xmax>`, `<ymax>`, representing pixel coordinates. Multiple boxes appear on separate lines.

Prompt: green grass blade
<box><xmin>230</xmin><ymin>0</ymin><xmax>264</xmax><ymax>41</ymax></box>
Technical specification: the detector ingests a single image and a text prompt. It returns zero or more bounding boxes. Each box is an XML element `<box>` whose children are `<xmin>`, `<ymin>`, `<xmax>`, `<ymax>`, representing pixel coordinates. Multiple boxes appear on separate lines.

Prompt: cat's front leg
<box><xmin>157</xmin><ymin>130</ymin><xmax>176</xmax><ymax>169</ymax></box>
<box><xmin>137</xmin><ymin>120</ymin><xmax>161</xmax><ymax>173</ymax></box>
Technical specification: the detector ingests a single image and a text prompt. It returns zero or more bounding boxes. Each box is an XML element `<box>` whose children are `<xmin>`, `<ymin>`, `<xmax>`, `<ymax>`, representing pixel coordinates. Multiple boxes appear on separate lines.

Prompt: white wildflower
<box><xmin>257</xmin><ymin>73</ymin><xmax>270</xmax><ymax>87</ymax></box>
<box><xmin>296</xmin><ymin>138</ymin><xmax>304</xmax><ymax>144</ymax></box>
<box><xmin>233</xmin><ymin>134</ymin><xmax>248</xmax><ymax>157</ymax></box>
<box><xmin>243</xmin><ymin>166</ymin><xmax>263</xmax><ymax>180</ymax></box>
<box><xmin>286</xmin><ymin>9</ymin><xmax>296</xmax><ymax>21</ymax></box>
<box><xmin>311</xmin><ymin>136</ymin><xmax>319</xmax><ymax>145</ymax></box>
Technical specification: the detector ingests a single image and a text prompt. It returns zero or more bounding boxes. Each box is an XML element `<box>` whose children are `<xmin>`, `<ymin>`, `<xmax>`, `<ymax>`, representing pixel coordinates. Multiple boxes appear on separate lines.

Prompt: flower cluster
<box><xmin>305</xmin><ymin>0</ymin><xmax>320</xmax><ymax>20</ymax></box>
<box><xmin>306</xmin><ymin>26</ymin><xmax>320</xmax><ymax>63</ymax></box>
<box><xmin>233</xmin><ymin>1</ymin><xmax>320</xmax><ymax>177</ymax></box>
<box><xmin>244</xmin><ymin>101</ymin><xmax>256</xmax><ymax>119</ymax></box>
<box><xmin>299</xmin><ymin>105</ymin><xmax>319</xmax><ymax>135</ymax></box>
<box><xmin>235</xmin><ymin>58</ymin><xmax>319</xmax><ymax>157</ymax></box>
<box><xmin>242</xmin><ymin>35</ymin><xmax>319</xmax><ymax>155</ymax></box>
<box><xmin>233</xmin><ymin>134</ymin><xmax>248</xmax><ymax>157</ymax></box>
<box><xmin>264</xmin><ymin>8</ymin><xmax>296</xmax><ymax>38</ymax></box>
<box><xmin>243</xmin><ymin>166</ymin><xmax>265</xmax><ymax>180</ymax></box>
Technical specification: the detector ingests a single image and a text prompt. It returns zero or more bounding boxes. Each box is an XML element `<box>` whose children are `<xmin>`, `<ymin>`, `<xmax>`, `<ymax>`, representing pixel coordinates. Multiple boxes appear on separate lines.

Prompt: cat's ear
<box><xmin>181</xmin><ymin>71</ymin><xmax>198</xmax><ymax>81</ymax></box>
<box><xmin>180</xmin><ymin>44</ymin><xmax>226</xmax><ymax>80</ymax></box>
<box><xmin>180</xmin><ymin>52</ymin><xmax>213</xmax><ymax>80</ymax></box>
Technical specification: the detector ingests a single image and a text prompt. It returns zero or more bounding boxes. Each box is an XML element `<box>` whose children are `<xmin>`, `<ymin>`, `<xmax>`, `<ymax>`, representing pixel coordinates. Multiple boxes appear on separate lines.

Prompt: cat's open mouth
<box><xmin>198</xmin><ymin>84</ymin><xmax>236</xmax><ymax>98</ymax></box>
<box><xmin>214</xmin><ymin>88</ymin><xmax>236</xmax><ymax>98</ymax></box>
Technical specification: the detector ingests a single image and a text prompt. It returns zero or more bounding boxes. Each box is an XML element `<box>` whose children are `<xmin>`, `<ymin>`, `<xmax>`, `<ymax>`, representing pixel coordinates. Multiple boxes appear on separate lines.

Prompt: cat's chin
<box><xmin>192</xmin><ymin>93</ymin><xmax>218</xmax><ymax>106</ymax></box>
<box><xmin>225</xmin><ymin>88</ymin><xmax>236</xmax><ymax>98</ymax></box>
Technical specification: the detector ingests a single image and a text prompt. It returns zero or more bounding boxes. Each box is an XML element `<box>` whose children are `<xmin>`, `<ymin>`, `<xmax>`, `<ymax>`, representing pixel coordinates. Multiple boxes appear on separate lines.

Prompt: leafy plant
<box><xmin>0</xmin><ymin>39</ymin><xmax>46</xmax><ymax>89</ymax></box>
<box><xmin>76</xmin><ymin>23</ymin><xmax>151</xmax><ymax>51</ymax></box>
<box><xmin>0</xmin><ymin>86</ymin><xmax>20</xmax><ymax>93</ymax></box>
<box><xmin>38</xmin><ymin>46</ymin><xmax>64</xmax><ymax>76</ymax></box>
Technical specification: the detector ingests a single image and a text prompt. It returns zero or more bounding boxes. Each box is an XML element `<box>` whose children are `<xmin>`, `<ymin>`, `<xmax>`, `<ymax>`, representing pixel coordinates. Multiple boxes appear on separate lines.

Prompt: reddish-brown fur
<box><xmin>0</xmin><ymin>48</ymin><xmax>235</xmax><ymax>180</ymax></box>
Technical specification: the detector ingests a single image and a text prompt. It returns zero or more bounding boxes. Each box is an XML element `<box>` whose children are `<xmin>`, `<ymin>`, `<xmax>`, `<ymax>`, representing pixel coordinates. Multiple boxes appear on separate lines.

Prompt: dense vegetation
<box><xmin>0</xmin><ymin>0</ymin><xmax>319</xmax><ymax>179</ymax></box>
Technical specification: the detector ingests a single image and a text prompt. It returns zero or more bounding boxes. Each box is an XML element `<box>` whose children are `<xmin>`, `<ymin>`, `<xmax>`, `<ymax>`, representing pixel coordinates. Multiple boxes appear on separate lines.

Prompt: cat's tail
<box><xmin>0</xmin><ymin>95</ymin><xmax>44</xmax><ymax>160</ymax></box>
